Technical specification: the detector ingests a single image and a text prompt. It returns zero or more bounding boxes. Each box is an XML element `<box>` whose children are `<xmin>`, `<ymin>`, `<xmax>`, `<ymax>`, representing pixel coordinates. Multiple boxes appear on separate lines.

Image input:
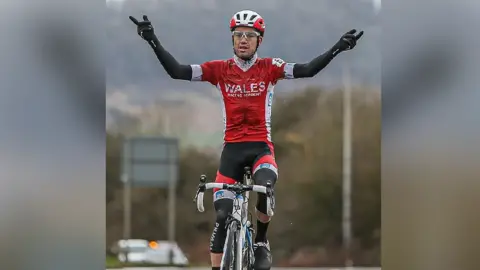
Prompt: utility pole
<box><xmin>122</xmin><ymin>140</ymin><xmax>132</xmax><ymax>264</ymax></box>
<box><xmin>164</xmin><ymin>112</ymin><xmax>176</xmax><ymax>265</ymax></box>
<box><xmin>342</xmin><ymin>64</ymin><xmax>353</xmax><ymax>269</ymax></box>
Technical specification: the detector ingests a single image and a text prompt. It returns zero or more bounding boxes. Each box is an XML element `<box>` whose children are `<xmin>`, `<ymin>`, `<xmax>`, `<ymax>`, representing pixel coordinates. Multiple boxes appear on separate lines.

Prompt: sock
<box><xmin>212</xmin><ymin>267</ymin><xmax>220</xmax><ymax>270</ymax></box>
<box><xmin>255</xmin><ymin>219</ymin><xmax>269</xmax><ymax>243</ymax></box>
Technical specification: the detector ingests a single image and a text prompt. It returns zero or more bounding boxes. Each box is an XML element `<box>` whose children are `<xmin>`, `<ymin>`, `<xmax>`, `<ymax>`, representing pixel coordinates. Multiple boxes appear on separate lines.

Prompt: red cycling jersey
<box><xmin>190</xmin><ymin>55</ymin><xmax>295</xmax><ymax>145</ymax></box>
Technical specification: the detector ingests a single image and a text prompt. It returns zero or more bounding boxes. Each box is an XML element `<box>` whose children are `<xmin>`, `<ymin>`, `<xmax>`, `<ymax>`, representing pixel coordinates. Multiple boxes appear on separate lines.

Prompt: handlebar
<box><xmin>194</xmin><ymin>174</ymin><xmax>275</xmax><ymax>217</ymax></box>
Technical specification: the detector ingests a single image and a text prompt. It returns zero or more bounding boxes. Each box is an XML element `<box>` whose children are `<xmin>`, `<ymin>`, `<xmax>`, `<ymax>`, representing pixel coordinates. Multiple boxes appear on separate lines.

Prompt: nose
<box><xmin>239</xmin><ymin>33</ymin><xmax>251</xmax><ymax>41</ymax></box>
<box><xmin>240</xmin><ymin>36</ymin><xmax>250</xmax><ymax>43</ymax></box>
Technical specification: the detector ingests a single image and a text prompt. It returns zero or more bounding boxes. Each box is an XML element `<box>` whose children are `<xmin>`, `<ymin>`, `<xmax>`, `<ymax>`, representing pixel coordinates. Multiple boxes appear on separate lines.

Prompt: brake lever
<box><xmin>266</xmin><ymin>181</ymin><xmax>273</xmax><ymax>197</ymax></box>
<box><xmin>193</xmin><ymin>189</ymin><xmax>200</xmax><ymax>203</ymax></box>
<box><xmin>265</xmin><ymin>181</ymin><xmax>275</xmax><ymax>210</ymax></box>
<box><xmin>193</xmin><ymin>174</ymin><xmax>207</xmax><ymax>203</ymax></box>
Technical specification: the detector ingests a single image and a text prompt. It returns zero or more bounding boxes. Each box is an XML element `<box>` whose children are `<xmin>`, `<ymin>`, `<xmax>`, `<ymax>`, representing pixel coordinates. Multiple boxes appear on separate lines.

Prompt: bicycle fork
<box><xmin>243</xmin><ymin>220</ymin><xmax>255</xmax><ymax>268</ymax></box>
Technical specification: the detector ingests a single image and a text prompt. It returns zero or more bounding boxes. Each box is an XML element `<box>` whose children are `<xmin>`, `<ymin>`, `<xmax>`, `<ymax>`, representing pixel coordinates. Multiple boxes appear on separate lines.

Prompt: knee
<box><xmin>215</xmin><ymin>208</ymin><xmax>229</xmax><ymax>223</ymax></box>
<box><xmin>253</xmin><ymin>164</ymin><xmax>278</xmax><ymax>221</ymax></box>
<box><xmin>210</xmin><ymin>193</ymin><xmax>234</xmax><ymax>253</ymax></box>
<box><xmin>253</xmin><ymin>163</ymin><xmax>278</xmax><ymax>187</ymax></box>
<box><xmin>213</xmin><ymin>196</ymin><xmax>233</xmax><ymax>222</ymax></box>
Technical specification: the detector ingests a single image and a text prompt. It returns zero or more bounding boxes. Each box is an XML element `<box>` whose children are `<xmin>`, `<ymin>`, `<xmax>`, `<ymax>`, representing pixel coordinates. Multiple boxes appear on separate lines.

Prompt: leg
<box><xmin>210</xmin><ymin>142</ymin><xmax>254</xmax><ymax>269</ymax></box>
<box><xmin>210</xmin><ymin>172</ymin><xmax>236</xmax><ymax>269</ymax></box>
<box><xmin>252</xmin><ymin>154</ymin><xmax>278</xmax><ymax>270</ymax></box>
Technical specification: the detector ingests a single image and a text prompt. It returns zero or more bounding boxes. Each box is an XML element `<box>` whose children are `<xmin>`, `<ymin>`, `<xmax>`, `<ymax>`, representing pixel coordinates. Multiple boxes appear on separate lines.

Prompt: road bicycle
<box><xmin>194</xmin><ymin>166</ymin><xmax>275</xmax><ymax>270</ymax></box>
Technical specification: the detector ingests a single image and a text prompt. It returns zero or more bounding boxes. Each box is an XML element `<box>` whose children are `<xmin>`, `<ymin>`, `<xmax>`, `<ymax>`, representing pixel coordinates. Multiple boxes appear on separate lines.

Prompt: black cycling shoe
<box><xmin>253</xmin><ymin>241</ymin><xmax>272</xmax><ymax>270</ymax></box>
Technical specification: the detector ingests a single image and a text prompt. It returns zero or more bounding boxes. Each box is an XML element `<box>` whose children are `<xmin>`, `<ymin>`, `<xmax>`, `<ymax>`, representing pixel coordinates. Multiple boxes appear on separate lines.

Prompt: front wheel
<box><xmin>242</xmin><ymin>240</ymin><xmax>254</xmax><ymax>270</ymax></box>
<box><xmin>222</xmin><ymin>222</ymin><xmax>239</xmax><ymax>270</ymax></box>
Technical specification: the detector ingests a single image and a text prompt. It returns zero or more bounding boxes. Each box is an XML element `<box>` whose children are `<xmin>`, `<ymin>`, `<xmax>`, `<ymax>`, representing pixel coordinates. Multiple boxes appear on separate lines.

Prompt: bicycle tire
<box><xmin>242</xmin><ymin>237</ymin><xmax>254</xmax><ymax>270</ymax></box>
<box><xmin>222</xmin><ymin>222</ymin><xmax>239</xmax><ymax>270</ymax></box>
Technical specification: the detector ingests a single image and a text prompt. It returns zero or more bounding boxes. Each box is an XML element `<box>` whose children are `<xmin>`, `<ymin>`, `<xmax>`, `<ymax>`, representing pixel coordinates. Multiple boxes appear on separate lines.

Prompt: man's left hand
<box><xmin>332</xmin><ymin>29</ymin><xmax>364</xmax><ymax>56</ymax></box>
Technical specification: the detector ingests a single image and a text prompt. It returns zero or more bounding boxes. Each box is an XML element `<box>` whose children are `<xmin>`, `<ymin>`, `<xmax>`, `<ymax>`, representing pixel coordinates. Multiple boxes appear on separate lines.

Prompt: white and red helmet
<box><xmin>229</xmin><ymin>10</ymin><xmax>265</xmax><ymax>36</ymax></box>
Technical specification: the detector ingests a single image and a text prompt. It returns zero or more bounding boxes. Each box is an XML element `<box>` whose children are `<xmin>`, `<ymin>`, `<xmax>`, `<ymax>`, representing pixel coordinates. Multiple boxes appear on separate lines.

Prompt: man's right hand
<box><xmin>331</xmin><ymin>29</ymin><xmax>364</xmax><ymax>57</ymax></box>
<box><xmin>129</xmin><ymin>15</ymin><xmax>156</xmax><ymax>41</ymax></box>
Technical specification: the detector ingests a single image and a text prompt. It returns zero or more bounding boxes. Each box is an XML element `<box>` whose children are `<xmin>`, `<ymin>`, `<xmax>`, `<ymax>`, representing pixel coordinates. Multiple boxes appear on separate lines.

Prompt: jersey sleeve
<box><xmin>190</xmin><ymin>60</ymin><xmax>223</xmax><ymax>85</ymax></box>
<box><xmin>269</xmin><ymin>57</ymin><xmax>296</xmax><ymax>83</ymax></box>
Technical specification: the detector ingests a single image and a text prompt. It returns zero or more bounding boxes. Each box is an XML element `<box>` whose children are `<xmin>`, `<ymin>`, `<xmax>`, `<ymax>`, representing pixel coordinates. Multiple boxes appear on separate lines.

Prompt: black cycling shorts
<box><xmin>213</xmin><ymin>141</ymin><xmax>278</xmax><ymax>193</ymax></box>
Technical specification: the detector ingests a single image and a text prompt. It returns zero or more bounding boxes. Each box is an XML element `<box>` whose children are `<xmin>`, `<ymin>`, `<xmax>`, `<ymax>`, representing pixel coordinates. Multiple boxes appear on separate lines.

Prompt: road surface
<box><xmin>107</xmin><ymin>267</ymin><xmax>382</xmax><ymax>270</ymax></box>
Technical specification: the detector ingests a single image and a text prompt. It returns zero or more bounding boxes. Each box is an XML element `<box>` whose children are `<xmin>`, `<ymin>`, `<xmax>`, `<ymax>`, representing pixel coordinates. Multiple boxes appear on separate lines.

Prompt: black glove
<box><xmin>129</xmin><ymin>15</ymin><xmax>157</xmax><ymax>44</ymax></box>
<box><xmin>331</xmin><ymin>29</ymin><xmax>364</xmax><ymax>57</ymax></box>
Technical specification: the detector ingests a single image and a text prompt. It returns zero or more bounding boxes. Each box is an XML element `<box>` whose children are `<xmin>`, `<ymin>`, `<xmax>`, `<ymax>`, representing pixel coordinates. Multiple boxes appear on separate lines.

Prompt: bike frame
<box><xmin>220</xmin><ymin>172</ymin><xmax>254</xmax><ymax>270</ymax></box>
<box><xmin>194</xmin><ymin>171</ymin><xmax>273</xmax><ymax>270</ymax></box>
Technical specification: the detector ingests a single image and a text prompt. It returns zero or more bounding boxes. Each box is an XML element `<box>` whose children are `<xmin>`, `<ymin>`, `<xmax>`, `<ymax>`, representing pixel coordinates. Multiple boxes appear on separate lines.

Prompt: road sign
<box><xmin>120</xmin><ymin>136</ymin><xmax>179</xmax><ymax>264</ymax></box>
<box><xmin>121</xmin><ymin>136</ymin><xmax>179</xmax><ymax>187</ymax></box>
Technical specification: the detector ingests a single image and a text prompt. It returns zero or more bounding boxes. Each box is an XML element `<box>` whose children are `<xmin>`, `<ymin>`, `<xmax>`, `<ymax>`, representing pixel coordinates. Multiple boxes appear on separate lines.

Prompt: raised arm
<box><xmin>288</xmin><ymin>29</ymin><xmax>365</xmax><ymax>79</ymax></box>
<box><xmin>292</xmin><ymin>50</ymin><xmax>336</xmax><ymax>78</ymax></box>
<box><xmin>129</xmin><ymin>15</ymin><xmax>192</xmax><ymax>81</ymax></box>
<box><xmin>148</xmin><ymin>36</ymin><xmax>192</xmax><ymax>80</ymax></box>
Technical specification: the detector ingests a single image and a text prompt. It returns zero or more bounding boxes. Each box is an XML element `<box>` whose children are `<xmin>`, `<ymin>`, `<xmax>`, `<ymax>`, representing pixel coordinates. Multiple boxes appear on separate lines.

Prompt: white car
<box><xmin>115</xmin><ymin>239</ymin><xmax>189</xmax><ymax>266</ymax></box>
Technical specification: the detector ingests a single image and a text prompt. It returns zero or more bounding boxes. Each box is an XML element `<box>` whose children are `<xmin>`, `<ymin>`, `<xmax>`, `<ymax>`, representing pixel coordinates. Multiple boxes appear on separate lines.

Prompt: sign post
<box><xmin>121</xmin><ymin>136</ymin><xmax>179</xmax><ymax>264</ymax></box>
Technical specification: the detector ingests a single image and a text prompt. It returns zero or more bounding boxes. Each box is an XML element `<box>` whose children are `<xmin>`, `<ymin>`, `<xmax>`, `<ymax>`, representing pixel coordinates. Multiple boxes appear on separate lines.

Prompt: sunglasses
<box><xmin>232</xmin><ymin>31</ymin><xmax>260</xmax><ymax>39</ymax></box>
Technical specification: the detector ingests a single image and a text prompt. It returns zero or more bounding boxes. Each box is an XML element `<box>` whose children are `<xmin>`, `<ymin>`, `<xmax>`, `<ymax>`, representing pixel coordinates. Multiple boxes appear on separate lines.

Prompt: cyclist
<box><xmin>129</xmin><ymin>10</ymin><xmax>363</xmax><ymax>270</ymax></box>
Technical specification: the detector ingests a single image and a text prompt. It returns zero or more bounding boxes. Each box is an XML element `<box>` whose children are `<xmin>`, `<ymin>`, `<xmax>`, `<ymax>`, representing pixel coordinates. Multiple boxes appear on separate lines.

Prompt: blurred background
<box><xmin>2</xmin><ymin>0</ymin><xmax>480</xmax><ymax>269</ymax></box>
<box><xmin>106</xmin><ymin>0</ymin><xmax>380</xmax><ymax>268</ymax></box>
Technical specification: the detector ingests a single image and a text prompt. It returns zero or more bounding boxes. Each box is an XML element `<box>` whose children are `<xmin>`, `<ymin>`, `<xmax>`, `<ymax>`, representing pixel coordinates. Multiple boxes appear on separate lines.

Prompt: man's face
<box><xmin>232</xmin><ymin>26</ymin><xmax>263</xmax><ymax>59</ymax></box>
